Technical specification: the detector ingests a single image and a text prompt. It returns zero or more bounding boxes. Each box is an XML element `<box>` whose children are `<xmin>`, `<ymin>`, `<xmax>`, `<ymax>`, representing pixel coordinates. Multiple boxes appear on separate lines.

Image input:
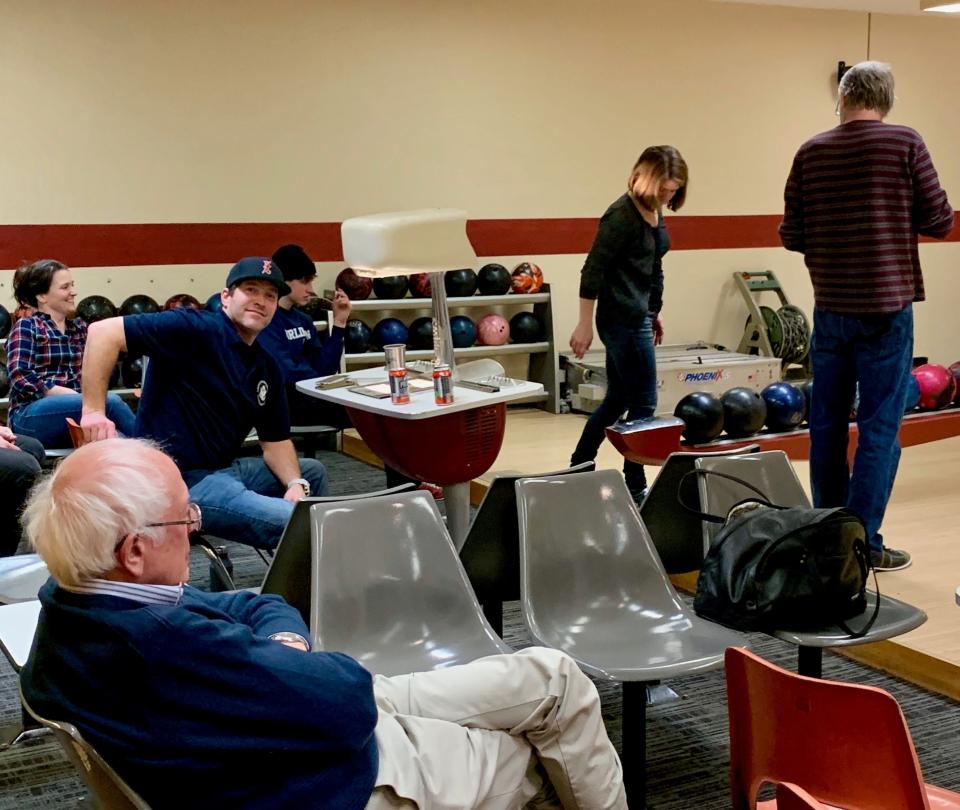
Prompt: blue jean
<box><xmin>183</xmin><ymin>457</ymin><xmax>329</xmax><ymax>549</ymax></box>
<box><xmin>809</xmin><ymin>306</ymin><xmax>913</xmax><ymax>551</ymax></box>
<box><xmin>9</xmin><ymin>393</ymin><xmax>137</xmax><ymax>448</ymax></box>
<box><xmin>571</xmin><ymin>316</ymin><xmax>657</xmax><ymax>494</ymax></box>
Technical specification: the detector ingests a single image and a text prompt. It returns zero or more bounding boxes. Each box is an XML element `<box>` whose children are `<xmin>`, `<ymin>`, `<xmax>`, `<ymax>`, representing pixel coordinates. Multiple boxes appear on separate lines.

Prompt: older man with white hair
<box><xmin>19</xmin><ymin>438</ymin><xmax>626</xmax><ymax>810</ymax></box>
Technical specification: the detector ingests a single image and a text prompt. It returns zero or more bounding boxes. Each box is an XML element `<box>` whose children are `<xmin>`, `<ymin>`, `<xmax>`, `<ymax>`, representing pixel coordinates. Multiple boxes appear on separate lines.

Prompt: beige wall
<box><xmin>2</xmin><ymin>0</ymin><xmax>958</xmax><ymax>363</ymax></box>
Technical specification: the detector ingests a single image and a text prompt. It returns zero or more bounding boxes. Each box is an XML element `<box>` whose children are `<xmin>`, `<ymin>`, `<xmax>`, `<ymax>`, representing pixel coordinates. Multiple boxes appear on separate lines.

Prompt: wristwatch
<box><xmin>286</xmin><ymin>477</ymin><xmax>311</xmax><ymax>497</ymax></box>
<box><xmin>269</xmin><ymin>631</ymin><xmax>310</xmax><ymax>650</ymax></box>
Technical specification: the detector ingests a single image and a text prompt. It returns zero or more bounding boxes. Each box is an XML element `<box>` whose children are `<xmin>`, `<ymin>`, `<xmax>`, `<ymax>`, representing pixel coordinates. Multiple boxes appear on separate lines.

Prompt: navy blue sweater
<box><xmin>257</xmin><ymin>307</ymin><xmax>345</xmax><ymax>385</ymax></box>
<box><xmin>20</xmin><ymin>581</ymin><xmax>378</xmax><ymax>810</ymax></box>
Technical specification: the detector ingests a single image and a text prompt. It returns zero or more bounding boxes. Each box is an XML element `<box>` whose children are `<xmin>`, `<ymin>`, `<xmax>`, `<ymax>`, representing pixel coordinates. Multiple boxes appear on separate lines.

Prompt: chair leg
<box><xmin>189</xmin><ymin>534</ymin><xmax>237</xmax><ymax>592</ymax></box>
<box><xmin>797</xmin><ymin>645</ymin><xmax>823</xmax><ymax>678</ymax></box>
<box><xmin>621</xmin><ymin>681</ymin><xmax>648</xmax><ymax>809</ymax></box>
<box><xmin>482</xmin><ymin>600</ymin><xmax>503</xmax><ymax>637</ymax></box>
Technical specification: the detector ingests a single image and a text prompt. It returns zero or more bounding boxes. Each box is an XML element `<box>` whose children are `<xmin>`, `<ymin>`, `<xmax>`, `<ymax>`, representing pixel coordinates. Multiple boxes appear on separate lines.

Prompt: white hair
<box><xmin>23</xmin><ymin>438</ymin><xmax>172</xmax><ymax>587</ymax></box>
<box><xmin>839</xmin><ymin>61</ymin><xmax>895</xmax><ymax>117</ymax></box>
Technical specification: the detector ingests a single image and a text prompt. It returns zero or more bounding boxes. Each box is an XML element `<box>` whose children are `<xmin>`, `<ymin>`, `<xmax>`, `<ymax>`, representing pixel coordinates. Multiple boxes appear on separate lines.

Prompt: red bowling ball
<box><xmin>510</xmin><ymin>262</ymin><xmax>544</xmax><ymax>294</ymax></box>
<box><xmin>912</xmin><ymin>363</ymin><xmax>956</xmax><ymax>410</ymax></box>
<box><xmin>949</xmin><ymin>361</ymin><xmax>960</xmax><ymax>405</ymax></box>
<box><xmin>476</xmin><ymin>313</ymin><xmax>510</xmax><ymax>346</ymax></box>
<box><xmin>335</xmin><ymin>268</ymin><xmax>374</xmax><ymax>300</ymax></box>
<box><xmin>409</xmin><ymin>273</ymin><xmax>433</xmax><ymax>298</ymax></box>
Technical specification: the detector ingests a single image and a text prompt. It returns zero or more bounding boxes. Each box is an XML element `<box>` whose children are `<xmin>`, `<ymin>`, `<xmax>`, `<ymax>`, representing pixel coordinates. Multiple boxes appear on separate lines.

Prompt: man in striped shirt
<box><xmin>780</xmin><ymin>61</ymin><xmax>954</xmax><ymax>571</ymax></box>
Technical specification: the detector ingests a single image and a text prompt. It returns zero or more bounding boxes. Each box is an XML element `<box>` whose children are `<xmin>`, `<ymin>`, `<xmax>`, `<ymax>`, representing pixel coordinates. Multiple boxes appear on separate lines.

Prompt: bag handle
<box><xmin>677</xmin><ymin>467</ymin><xmax>780</xmax><ymax>523</ymax></box>
<box><xmin>836</xmin><ymin>547</ymin><xmax>881</xmax><ymax>639</ymax></box>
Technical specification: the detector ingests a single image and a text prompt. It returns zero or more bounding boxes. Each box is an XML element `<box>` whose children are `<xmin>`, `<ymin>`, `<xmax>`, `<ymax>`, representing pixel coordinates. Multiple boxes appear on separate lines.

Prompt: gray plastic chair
<box><xmin>696</xmin><ymin>451</ymin><xmax>927</xmax><ymax>677</ymax></box>
<box><xmin>459</xmin><ymin>461</ymin><xmax>595</xmax><ymax>634</ymax></box>
<box><xmin>310</xmin><ymin>489</ymin><xmax>511</xmax><ymax>676</ymax></box>
<box><xmin>20</xmin><ymin>687</ymin><xmax>152</xmax><ymax>809</ymax></box>
<box><xmin>639</xmin><ymin>445</ymin><xmax>759</xmax><ymax>573</ymax></box>
<box><xmin>515</xmin><ymin>468</ymin><xmax>744</xmax><ymax>807</ymax></box>
<box><xmin>0</xmin><ymin>554</ymin><xmax>49</xmax><ymax>604</ymax></box>
<box><xmin>260</xmin><ymin>484</ymin><xmax>416</xmax><ymax>623</ymax></box>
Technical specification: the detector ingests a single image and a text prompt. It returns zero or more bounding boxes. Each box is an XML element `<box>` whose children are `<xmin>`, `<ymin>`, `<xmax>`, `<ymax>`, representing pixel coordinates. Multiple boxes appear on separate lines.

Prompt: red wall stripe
<box><xmin>1</xmin><ymin>215</ymin><xmax>957</xmax><ymax>269</ymax></box>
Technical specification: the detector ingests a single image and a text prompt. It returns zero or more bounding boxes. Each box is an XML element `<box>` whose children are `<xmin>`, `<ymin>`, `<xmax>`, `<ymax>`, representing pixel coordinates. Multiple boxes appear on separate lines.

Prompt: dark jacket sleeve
<box><xmin>779</xmin><ymin>151</ymin><xmax>806</xmax><ymax>254</ymax></box>
<box><xmin>305</xmin><ymin>324</ymin><xmax>345</xmax><ymax>377</ymax></box>
<box><xmin>912</xmin><ymin>139</ymin><xmax>955</xmax><ymax>239</ymax></box>
<box><xmin>579</xmin><ymin>207</ymin><xmax>629</xmax><ymax>300</ymax></box>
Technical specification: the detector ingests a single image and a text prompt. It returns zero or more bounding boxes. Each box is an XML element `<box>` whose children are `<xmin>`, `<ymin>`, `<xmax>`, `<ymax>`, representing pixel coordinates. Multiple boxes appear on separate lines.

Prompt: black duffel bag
<box><xmin>684</xmin><ymin>469</ymin><xmax>879</xmax><ymax>636</ymax></box>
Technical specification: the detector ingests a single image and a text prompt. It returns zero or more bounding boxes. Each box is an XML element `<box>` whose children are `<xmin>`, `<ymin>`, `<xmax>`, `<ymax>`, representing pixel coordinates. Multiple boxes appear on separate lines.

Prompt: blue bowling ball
<box><xmin>205</xmin><ymin>292</ymin><xmax>223</xmax><ymax>313</ymax></box>
<box><xmin>372</xmin><ymin>317</ymin><xmax>409</xmax><ymax>349</ymax></box>
<box><xmin>904</xmin><ymin>372</ymin><xmax>921</xmax><ymax>412</ymax></box>
<box><xmin>450</xmin><ymin>315</ymin><xmax>477</xmax><ymax>348</ymax></box>
<box><xmin>345</xmin><ymin>319</ymin><xmax>373</xmax><ymax>354</ymax></box>
<box><xmin>761</xmin><ymin>381</ymin><xmax>806</xmax><ymax>432</ymax></box>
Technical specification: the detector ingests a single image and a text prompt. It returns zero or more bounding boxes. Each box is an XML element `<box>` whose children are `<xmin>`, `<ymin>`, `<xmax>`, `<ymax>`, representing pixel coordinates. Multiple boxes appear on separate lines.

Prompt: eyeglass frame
<box><xmin>145</xmin><ymin>502</ymin><xmax>203</xmax><ymax>533</ymax></box>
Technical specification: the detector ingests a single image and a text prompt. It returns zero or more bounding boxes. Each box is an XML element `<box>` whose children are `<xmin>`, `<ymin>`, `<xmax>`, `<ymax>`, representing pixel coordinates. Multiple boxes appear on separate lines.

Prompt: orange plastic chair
<box><xmin>775</xmin><ymin>783</ymin><xmax>827</xmax><ymax>810</ymax></box>
<box><xmin>725</xmin><ymin>647</ymin><xmax>960</xmax><ymax>810</ymax></box>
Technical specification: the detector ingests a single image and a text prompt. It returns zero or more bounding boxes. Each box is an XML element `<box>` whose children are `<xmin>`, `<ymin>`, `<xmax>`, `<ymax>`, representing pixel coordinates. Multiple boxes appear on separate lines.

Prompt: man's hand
<box><xmin>569</xmin><ymin>322</ymin><xmax>593</xmax><ymax>360</ymax></box>
<box><xmin>652</xmin><ymin>314</ymin><xmax>664</xmax><ymax>346</ymax></box>
<box><xmin>80</xmin><ymin>411</ymin><xmax>117</xmax><ymax>443</ymax></box>
<box><xmin>283</xmin><ymin>483</ymin><xmax>308</xmax><ymax>503</ymax></box>
<box><xmin>331</xmin><ymin>288</ymin><xmax>352</xmax><ymax>327</ymax></box>
<box><xmin>0</xmin><ymin>426</ymin><xmax>19</xmax><ymax>452</ymax></box>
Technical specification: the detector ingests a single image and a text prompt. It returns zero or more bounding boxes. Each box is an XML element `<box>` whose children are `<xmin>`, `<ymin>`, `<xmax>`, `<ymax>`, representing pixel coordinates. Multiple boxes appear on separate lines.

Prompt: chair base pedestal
<box><xmin>622</xmin><ymin>681</ymin><xmax>648</xmax><ymax>809</ymax></box>
<box><xmin>646</xmin><ymin>682</ymin><xmax>681</xmax><ymax>706</ymax></box>
<box><xmin>797</xmin><ymin>645</ymin><xmax>823</xmax><ymax>678</ymax></box>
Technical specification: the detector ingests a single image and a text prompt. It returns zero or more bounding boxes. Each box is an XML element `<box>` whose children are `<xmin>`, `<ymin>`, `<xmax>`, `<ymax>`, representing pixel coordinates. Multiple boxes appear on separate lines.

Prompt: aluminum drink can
<box><xmin>388</xmin><ymin>368</ymin><xmax>410</xmax><ymax>404</ymax></box>
<box><xmin>433</xmin><ymin>364</ymin><xmax>454</xmax><ymax>405</ymax></box>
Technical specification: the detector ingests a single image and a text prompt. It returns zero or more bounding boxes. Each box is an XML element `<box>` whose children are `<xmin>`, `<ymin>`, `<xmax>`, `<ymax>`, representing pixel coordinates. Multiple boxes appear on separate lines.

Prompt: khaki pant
<box><xmin>364</xmin><ymin>647</ymin><xmax>626</xmax><ymax>810</ymax></box>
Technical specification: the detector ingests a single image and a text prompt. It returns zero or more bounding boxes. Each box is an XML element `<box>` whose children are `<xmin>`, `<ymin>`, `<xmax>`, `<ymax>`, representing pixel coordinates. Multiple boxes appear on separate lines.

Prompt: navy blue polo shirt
<box><xmin>124</xmin><ymin>309</ymin><xmax>290</xmax><ymax>474</ymax></box>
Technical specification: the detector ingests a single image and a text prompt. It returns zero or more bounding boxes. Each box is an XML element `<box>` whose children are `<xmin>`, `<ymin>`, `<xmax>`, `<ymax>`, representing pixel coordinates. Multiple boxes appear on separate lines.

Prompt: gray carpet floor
<box><xmin>1</xmin><ymin>449</ymin><xmax>958</xmax><ymax>808</ymax></box>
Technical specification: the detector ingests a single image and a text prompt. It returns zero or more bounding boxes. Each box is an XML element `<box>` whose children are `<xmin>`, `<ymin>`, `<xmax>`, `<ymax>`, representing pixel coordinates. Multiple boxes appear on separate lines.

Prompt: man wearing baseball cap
<box><xmin>78</xmin><ymin>257</ymin><xmax>328</xmax><ymax>549</ymax></box>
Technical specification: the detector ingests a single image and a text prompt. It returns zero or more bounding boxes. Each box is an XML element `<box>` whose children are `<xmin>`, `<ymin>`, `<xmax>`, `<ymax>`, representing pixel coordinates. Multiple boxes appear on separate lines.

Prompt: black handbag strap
<box><xmin>835</xmin><ymin>549</ymin><xmax>882</xmax><ymax>639</ymax></box>
<box><xmin>677</xmin><ymin>467</ymin><xmax>781</xmax><ymax>523</ymax></box>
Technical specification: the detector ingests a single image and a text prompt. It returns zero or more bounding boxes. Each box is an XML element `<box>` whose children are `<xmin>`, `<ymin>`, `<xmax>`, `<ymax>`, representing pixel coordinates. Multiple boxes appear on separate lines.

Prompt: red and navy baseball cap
<box><xmin>225</xmin><ymin>257</ymin><xmax>291</xmax><ymax>296</ymax></box>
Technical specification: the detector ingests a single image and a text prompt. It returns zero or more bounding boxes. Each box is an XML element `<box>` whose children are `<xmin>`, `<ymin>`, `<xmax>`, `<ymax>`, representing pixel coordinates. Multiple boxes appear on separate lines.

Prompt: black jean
<box><xmin>0</xmin><ymin>435</ymin><xmax>45</xmax><ymax>556</ymax></box>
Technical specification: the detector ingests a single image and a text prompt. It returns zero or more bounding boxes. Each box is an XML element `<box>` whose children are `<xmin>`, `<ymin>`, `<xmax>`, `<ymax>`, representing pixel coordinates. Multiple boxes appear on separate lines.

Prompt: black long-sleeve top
<box><xmin>579</xmin><ymin>193</ymin><xmax>670</xmax><ymax>331</ymax></box>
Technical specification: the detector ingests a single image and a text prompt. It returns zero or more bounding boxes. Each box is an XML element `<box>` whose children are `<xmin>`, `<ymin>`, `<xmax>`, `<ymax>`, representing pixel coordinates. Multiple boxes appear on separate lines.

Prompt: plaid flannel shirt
<box><xmin>7</xmin><ymin>313</ymin><xmax>87</xmax><ymax>413</ymax></box>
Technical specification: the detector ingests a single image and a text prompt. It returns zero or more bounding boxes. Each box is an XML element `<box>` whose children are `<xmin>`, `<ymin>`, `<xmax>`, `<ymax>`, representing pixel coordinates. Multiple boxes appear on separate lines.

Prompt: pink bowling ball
<box><xmin>912</xmin><ymin>363</ymin><xmax>956</xmax><ymax>410</ymax></box>
<box><xmin>477</xmin><ymin>313</ymin><xmax>510</xmax><ymax>346</ymax></box>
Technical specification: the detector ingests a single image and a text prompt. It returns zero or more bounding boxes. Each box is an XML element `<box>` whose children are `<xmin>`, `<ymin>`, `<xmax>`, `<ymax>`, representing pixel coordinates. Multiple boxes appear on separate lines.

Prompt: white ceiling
<box><xmin>710</xmin><ymin>0</ymin><xmax>944</xmax><ymax>16</ymax></box>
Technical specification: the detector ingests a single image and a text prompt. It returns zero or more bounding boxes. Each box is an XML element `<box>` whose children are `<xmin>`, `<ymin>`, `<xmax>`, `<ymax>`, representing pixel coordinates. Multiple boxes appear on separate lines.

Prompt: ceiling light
<box><xmin>921</xmin><ymin>1</ymin><xmax>960</xmax><ymax>12</ymax></box>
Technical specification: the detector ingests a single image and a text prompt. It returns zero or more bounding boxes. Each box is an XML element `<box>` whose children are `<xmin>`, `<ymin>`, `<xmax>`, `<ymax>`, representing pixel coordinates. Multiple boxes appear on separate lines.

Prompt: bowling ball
<box><xmin>477</xmin><ymin>313</ymin><xmax>510</xmax><ymax>346</ymax></box>
<box><xmin>508</xmin><ymin>311</ymin><xmax>544</xmax><ymax>343</ymax></box>
<box><xmin>409</xmin><ymin>273</ymin><xmax>433</xmax><ymax>298</ymax></box>
<box><xmin>119</xmin><ymin>294</ymin><xmax>160</xmax><ymax>317</ymax></box>
<box><xmin>76</xmin><ymin>295</ymin><xmax>118</xmax><ymax>323</ymax></box>
<box><xmin>163</xmin><ymin>293</ymin><xmax>202</xmax><ymax>311</ymax></box>
<box><xmin>297</xmin><ymin>295</ymin><xmax>327</xmax><ymax>322</ymax></box>
<box><xmin>477</xmin><ymin>263</ymin><xmax>512</xmax><ymax>296</ymax></box>
<box><xmin>0</xmin><ymin>305</ymin><xmax>10</xmax><ymax>339</ymax></box>
<box><xmin>0</xmin><ymin>364</ymin><xmax>9</xmax><ymax>397</ymax></box>
<box><xmin>904</xmin><ymin>372</ymin><xmax>921</xmax><ymax>412</ymax></box>
<box><xmin>510</xmin><ymin>262</ymin><xmax>544</xmax><ymax>294</ymax></box>
<box><xmin>336</xmin><ymin>268</ymin><xmax>373</xmax><ymax>301</ymax></box>
<box><xmin>120</xmin><ymin>355</ymin><xmax>144</xmax><ymax>388</ymax></box>
<box><xmin>450</xmin><ymin>315</ymin><xmax>477</xmax><ymax>348</ymax></box>
<box><xmin>912</xmin><ymin>363</ymin><xmax>956</xmax><ymax>410</ymax></box>
<box><xmin>761</xmin><ymin>381</ymin><xmax>806</xmax><ymax>432</ymax></box>
<box><xmin>373</xmin><ymin>275</ymin><xmax>409</xmax><ymax>300</ymax></box>
<box><xmin>444</xmin><ymin>268</ymin><xmax>478</xmax><ymax>298</ymax></box>
<box><xmin>674</xmin><ymin>391</ymin><xmax>724</xmax><ymax>442</ymax></box>
<box><xmin>206</xmin><ymin>292</ymin><xmax>223</xmax><ymax>313</ymax></box>
<box><xmin>372</xmin><ymin>317</ymin><xmax>408</xmax><ymax>349</ymax></box>
<box><xmin>344</xmin><ymin>319</ymin><xmax>372</xmax><ymax>354</ymax></box>
<box><xmin>720</xmin><ymin>387</ymin><xmax>767</xmax><ymax>438</ymax></box>
<box><xmin>948</xmin><ymin>362</ymin><xmax>960</xmax><ymax>405</ymax></box>
<box><xmin>407</xmin><ymin>316</ymin><xmax>434</xmax><ymax>351</ymax></box>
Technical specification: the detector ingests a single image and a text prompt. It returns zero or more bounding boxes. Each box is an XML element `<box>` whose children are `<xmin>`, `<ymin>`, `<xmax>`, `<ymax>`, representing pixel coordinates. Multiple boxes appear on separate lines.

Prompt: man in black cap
<box><xmin>79</xmin><ymin>257</ymin><xmax>328</xmax><ymax>549</ymax></box>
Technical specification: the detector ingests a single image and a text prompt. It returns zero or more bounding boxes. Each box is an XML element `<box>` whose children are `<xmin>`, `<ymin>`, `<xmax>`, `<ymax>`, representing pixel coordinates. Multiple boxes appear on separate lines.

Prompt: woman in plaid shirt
<box><xmin>7</xmin><ymin>260</ymin><xmax>136</xmax><ymax>448</ymax></box>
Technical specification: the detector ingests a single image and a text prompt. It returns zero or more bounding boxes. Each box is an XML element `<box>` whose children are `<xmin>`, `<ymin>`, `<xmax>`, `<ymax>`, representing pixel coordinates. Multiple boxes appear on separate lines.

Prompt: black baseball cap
<box><xmin>225</xmin><ymin>257</ymin><xmax>291</xmax><ymax>296</ymax></box>
<box><xmin>271</xmin><ymin>244</ymin><xmax>317</xmax><ymax>282</ymax></box>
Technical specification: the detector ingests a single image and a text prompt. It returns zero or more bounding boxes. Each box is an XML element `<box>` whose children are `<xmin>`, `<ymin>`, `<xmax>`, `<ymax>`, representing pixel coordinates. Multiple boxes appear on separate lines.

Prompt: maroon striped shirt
<box><xmin>779</xmin><ymin>119</ymin><xmax>954</xmax><ymax>314</ymax></box>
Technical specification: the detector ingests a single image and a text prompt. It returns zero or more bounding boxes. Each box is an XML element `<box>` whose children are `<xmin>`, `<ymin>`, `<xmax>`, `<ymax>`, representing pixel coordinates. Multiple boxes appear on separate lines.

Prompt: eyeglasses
<box><xmin>146</xmin><ymin>503</ymin><xmax>203</xmax><ymax>533</ymax></box>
